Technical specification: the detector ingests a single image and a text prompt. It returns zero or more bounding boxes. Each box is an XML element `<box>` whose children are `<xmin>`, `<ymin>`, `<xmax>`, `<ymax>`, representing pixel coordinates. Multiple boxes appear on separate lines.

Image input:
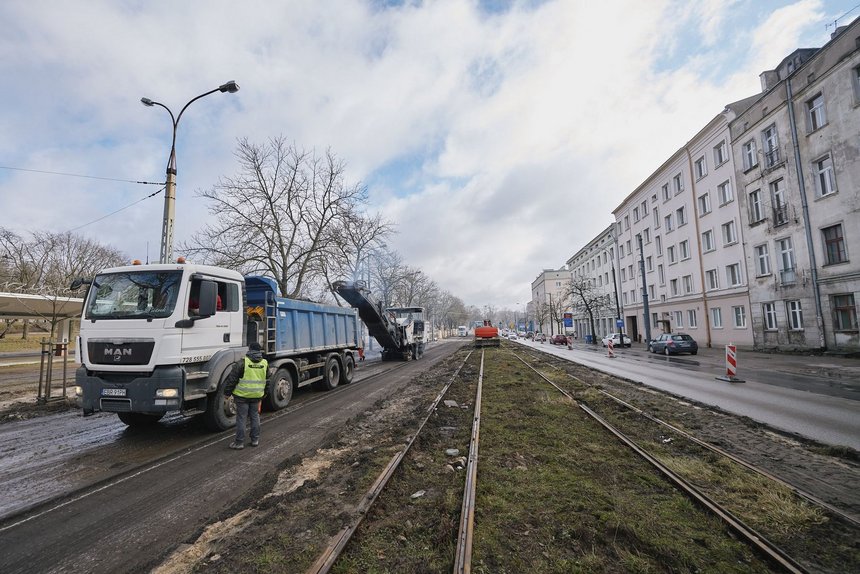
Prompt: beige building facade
<box><xmin>530</xmin><ymin>268</ymin><xmax>572</xmax><ymax>336</ymax></box>
<box><xmin>730</xmin><ymin>20</ymin><xmax>860</xmax><ymax>352</ymax></box>
<box><xmin>611</xmin><ymin>112</ymin><xmax>754</xmax><ymax>348</ymax></box>
<box><xmin>566</xmin><ymin>225</ymin><xmax>623</xmax><ymax>341</ymax></box>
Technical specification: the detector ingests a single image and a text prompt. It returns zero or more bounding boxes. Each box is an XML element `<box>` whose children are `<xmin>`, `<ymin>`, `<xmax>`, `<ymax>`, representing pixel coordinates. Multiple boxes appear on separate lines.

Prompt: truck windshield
<box><xmin>84</xmin><ymin>271</ymin><xmax>183</xmax><ymax>320</ymax></box>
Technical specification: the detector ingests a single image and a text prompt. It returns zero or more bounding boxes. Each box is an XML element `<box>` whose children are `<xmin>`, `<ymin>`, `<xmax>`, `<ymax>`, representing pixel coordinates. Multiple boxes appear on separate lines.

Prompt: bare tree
<box><xmin>0</xmin><ymin>228</ymin><xmax>126</xmax><ymax>338</ymax></box>
<box><xmin>565</xmin><ymin>276</ymin><xmax>613</xmax><ymax>344</ymax></box>
<box><xmin>182</xmin><ymin>137</ymin><xmax>382</xmax><ymax>299</ymax></box>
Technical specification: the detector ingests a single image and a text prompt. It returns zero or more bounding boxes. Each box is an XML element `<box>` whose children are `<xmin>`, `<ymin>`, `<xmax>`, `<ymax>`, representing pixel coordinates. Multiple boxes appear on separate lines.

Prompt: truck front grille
<box><xmin>88</xmin><ymin>341</ymin><xmax>155</xmax><ymax>365</ymax></box>
<box><xmin>100</xmin><ymin>398</ymin><xmax>132</xmax><ymax>412</ymax></box>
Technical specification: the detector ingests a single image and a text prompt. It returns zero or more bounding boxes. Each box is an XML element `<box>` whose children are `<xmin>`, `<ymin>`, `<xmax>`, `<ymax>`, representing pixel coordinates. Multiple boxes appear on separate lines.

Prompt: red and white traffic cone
<box><xmin>716</xmin><ymin>343</ymin><xmax>744</xmax><ymax>382</ymax></box>
<box><xmin>607</xmin><ymin>339</ymin><xmax>615</xmax><ymax>358</ymax></box>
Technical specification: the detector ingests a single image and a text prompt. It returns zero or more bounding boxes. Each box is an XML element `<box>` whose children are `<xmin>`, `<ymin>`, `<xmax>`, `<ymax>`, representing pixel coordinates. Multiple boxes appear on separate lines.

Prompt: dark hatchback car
<box><xmin>649</xmin><ymin>333</ymin><xmax>698</xmax><ymax>355</ymax></box>
<box><xmin>550</xmin><ymin>334</ymin><xmax>569</xmax><ymax>345</ymax></box>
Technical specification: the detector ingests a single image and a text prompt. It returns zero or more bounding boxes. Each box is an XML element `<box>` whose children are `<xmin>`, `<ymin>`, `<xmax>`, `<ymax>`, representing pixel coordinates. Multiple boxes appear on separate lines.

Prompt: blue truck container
<box><xmin>246</xmin><ymin>276</ymin><xmax>360</xmax><ymax>355</ymax></box>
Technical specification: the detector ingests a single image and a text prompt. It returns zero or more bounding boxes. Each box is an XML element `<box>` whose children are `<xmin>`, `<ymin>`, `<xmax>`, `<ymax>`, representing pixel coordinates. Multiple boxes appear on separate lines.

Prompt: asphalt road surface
<box><xmin>0</xmin><ymin>340</ymin><xmax>463</xmax><ymax>574</ymax></box>
<box><xmin>519</xmin><ymin>338</ymin><xmax>860</xmax><ymax>450</ymax></box>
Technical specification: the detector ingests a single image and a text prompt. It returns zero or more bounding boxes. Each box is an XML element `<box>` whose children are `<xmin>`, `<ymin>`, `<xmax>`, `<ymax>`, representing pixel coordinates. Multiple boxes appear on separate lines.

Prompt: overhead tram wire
<box><xmin>0</xmin><ymin>164</ymin><xmax>167</xmax><ymax>233</ymax></box>
<box><xmin>66</xmin><ymin>186</ymin><xmax>165</xmax><ymax>233</ymax></box>
<box><xmin>0</xmin><ymin>165</ymin><xmax>164</xmax><ymax>186</ymax></box>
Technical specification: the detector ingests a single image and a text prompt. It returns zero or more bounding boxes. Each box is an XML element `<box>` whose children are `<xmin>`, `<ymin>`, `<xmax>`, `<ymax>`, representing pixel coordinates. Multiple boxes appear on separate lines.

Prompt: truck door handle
<box><xmin>223</xmin><ymin>333</ymin><xmax>230</xmax><ymax>342</ymax></box>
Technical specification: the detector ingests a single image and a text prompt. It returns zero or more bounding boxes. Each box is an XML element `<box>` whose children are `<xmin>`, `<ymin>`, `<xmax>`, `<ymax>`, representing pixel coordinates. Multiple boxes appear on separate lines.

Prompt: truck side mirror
<box><xmin>198</xmin><ymin>280</ymin><xmax>218</xmax><ymax>317</ymax></box>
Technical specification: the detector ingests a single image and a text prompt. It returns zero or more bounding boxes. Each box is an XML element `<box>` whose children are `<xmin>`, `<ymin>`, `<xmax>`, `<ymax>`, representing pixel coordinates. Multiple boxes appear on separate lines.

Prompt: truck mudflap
<box><xmin>77</xmin><ymin>365</ymin><xmax>185</xmax><ymax>415</ymax></box>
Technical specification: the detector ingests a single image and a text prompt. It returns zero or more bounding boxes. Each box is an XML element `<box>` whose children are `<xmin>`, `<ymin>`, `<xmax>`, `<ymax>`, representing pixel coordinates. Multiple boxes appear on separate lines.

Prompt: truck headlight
<box><xmin>74</xmin><ymin>386</ymin><xmax>83</xmax><ymax>397</ymax></box>
<box><xmin>155</xmin><ymin>389</ymin><xmax>179</xmax><ymax>398</ymax></box>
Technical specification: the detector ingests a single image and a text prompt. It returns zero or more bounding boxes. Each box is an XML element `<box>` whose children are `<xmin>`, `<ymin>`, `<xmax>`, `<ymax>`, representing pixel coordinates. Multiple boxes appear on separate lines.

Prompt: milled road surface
<box><xmin>0</xmin><ymin>340</ymin><xmax>462</xmax><ymax>574</ymax></box>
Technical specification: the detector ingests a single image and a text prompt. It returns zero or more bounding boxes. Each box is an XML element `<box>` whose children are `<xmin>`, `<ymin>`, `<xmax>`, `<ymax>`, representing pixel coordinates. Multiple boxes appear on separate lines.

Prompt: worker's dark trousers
<box><xmin>234</xmin><ymin>398</ymin><xmax>261</xmax><ymax>443</ymax></box>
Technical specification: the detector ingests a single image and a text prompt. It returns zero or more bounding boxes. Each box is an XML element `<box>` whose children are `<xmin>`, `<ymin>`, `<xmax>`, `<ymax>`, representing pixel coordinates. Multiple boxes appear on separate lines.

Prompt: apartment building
<box><xmin>531</xmin><ymin>268</ymin><xmax>572</xmax><ymax>336</ymax></box>
<box><xmin>566</xmin><ymin>225</ymin><xmax>623</xmax><ymax>340</ymax></box>
<box><xmin>730</xmin><ymin>19</ymin><xmax>860</xmax><ymax>351</ymax></box>
<box><xmin>612</xmin><ymin>112</ymin><xmax>754</xmax><ymax>348</ymax></box>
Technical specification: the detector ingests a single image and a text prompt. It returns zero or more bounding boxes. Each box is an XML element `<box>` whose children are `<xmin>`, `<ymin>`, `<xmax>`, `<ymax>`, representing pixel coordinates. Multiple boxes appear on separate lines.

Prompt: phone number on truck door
<box><xmin>180</xmin><ymin>355</ymin><xmax>212</xmax><ymax>364</ymax></box>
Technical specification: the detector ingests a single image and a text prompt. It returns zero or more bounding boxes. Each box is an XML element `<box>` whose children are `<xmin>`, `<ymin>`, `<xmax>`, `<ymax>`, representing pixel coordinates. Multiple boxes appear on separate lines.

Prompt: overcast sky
<box><xmin>1</xmin><ymin>0</ymin><xmax>856</xmax><ymax>309</ymax></box>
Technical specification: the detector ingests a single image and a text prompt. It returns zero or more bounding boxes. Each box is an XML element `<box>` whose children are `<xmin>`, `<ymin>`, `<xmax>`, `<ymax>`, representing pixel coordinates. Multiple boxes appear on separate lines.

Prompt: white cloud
<box><xmin>0</xmin><ymin>0</ymin><xmax>846</xmax><ymax>308</ymax></box>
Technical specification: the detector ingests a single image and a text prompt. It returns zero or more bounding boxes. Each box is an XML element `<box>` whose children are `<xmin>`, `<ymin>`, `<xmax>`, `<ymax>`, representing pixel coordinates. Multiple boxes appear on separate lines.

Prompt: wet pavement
<box><xmin>517</xmin><ymin>337</ymin><xmax>860</xmax><ymax>450</ymax></box>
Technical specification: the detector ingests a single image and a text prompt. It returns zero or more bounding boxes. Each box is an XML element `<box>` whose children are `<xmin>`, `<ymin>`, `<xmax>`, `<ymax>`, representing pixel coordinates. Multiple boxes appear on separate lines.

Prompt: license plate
<box><xmin>101</xmin><ymin>388</ymin><xmax>127</xmax><ymax>397</ymax></box>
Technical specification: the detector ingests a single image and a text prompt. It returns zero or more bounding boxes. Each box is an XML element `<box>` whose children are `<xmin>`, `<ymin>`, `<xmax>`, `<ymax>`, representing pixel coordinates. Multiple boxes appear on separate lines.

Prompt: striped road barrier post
<box><xmin>715</xmin><ymin>343</ymin><xmax>745</xmax><ymax>382</ymax></box>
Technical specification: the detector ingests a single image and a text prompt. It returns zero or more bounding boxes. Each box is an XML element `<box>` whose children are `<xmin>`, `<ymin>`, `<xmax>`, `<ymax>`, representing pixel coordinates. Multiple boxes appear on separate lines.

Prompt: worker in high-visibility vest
<box><xmin>224</xmin><ymin>342</ymin><xmax>269</xmax><ymax>449</ymax></box>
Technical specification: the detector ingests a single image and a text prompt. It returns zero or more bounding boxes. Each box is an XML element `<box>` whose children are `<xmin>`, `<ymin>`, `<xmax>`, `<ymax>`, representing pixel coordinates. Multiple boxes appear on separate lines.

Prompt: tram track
<box><xmin>297</xmin><ymin>343</ymin><xmax>855</xmax><ymax>573</ymax></box>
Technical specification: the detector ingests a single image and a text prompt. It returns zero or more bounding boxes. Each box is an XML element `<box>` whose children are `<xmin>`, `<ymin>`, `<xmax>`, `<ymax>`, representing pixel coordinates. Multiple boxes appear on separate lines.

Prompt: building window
<box><xmin>679</xmin><ymin>240</ymin><xmax>690</xmax><ymax>260</ymax></box>
<box><xmin>770</xmin><ymin>179</ymin><xmax>788</xmax><ymax>226</ymax></box>
<box><xmin>698</xmin><ymin>192</ymin><xmax>711</xmax><ymax>215</ymax></box>
<box><xmin>626</xmin><ymin>240</ymin><xmax>632</xmax><ymax>255</ymax></box>
<box><xmin>721</xmin><ymin>220</ymin><xmax>737</xmax><ymax>246</ymax></box>
<box><xmin>813</xmin><ymin>154</ymin><xmax>837</xmax><ymax>197</ymax></box>
<box><xmin>832</xmin><ymin>294</ymin><xmax>857</xmax><ymax>331</ymax></box>
<box><xmin>633</xmin><ymin>207</ymin><xmax>640</xmax><ymax>222</ymax></box>
<box><xmin>641</xmin><ymin>200</ymin><xmax>649</xmax><ymax>216</ymax></box>
<box><xmin>655</xmin><ymin>235</ymin><xmax>662</xmax><ymax>256</ymax></box>
<box><xmin>694</xmin><ymin>156</ymin><xmax>707</xmax><ymax>180</ymax></box>
<box><xmin>742</xmin><ymin>139</ymin><xmax>758</xmax><ymax>170</ymax></box>
<box><xmin>676</xmin><ymin>206</ymin><xmax>687</xmax><ymax>227</ymax></box>
<box><xmin>754</xmin><ymin>244</ymin><xmax>771</xmax><ymax>276</ymax></box>
<box><xmin>653</xmin><ymin>206</ymin><xmax>661</xmax><ymax>229</ymax></box>
<box><xmin>854</xmin><ymin>65</ymin><xmax>860</xmax><ymax>103</ymax></box>
<box><xmin>621</xmin><ymin>267</ymin><xmax>627</xmax><ymax>282</ymax></box>
<box><xmin>674</xmin><ymin>310</ymin><xmax>684</xmax><ymax>328</ymax></box>
<box><xmin>648</xmin><ymin>284</ymin><xmax>655</xmax><ymax>299</ymax></box>
<box><xmin>822</xmin><ymin>224</ymin><xmax>847</xmax><ymax>265</ymax></box>
<box><xmin>713</xmin><ymin>140</ymin><xmax>728</xmax><ymax>166</ymax></box>
<box><xmin>624</xmin><ymin>215</ymin><xmax>630</xmax><ymax>230</ymax></box>
<box><xmin>658</xmin><ymin>264</ymin><xmax>664</xmax><ymax>285</ymax></box>
<box><xmin>711</xmin><ymin>307</ymin><xmax>723</xmax><ymax>328</ymax></box>
<box><xmin>673</xmin><ymin>173</ymin><xmax>684</xmax><ymax>195</ymax></box>
<box><xmin>664</xmin><ymin>214</ymin><xmax>674</xmax><ymax>232</ymax></box>
<box><xmin>643</xmin><ymin>227</ymin><xmax>651</xmax><ymax>244</ymax></box>
<box><xmin>777</xmin><ymin>237</ymin><xmax>796</xmax><ymax>284</ymax></box>
<box><xmin>683</xmin><ymin>275</ymin><xmax>693</xmax><ymax>294</ymax></box>
<box><xmin>748</xmin><ymin>189</ymin><xmax>764</xmax><ymax>223</ymax></box>
<box><xmin>786</xmin><ymin>300</ymin><xmax>803</xmax><ymax>330</ymax></box>
<box><xmin>688</xmin><ymin>309</ymin><xmax>698</xmax><ymax>328</ymax></box>
<box><xmin>706</xmin><ymin>269</ymin><xmax>719</xmax><ymax>290</ymax></box>
<box><xmin>667</xmin><ymin>245</ymin><xmax>676</xmax><ymax>264</ymax></box>
<box><xmin>623</xmin><ymin>292</ymin><xmax>628</xmax><ymax>305</ymax></box>
<box><xmin>762</xmin><ymin>124</ymin><xmax>780</xmax><ymax>167</ymax></box>
<box><xmin>670</xmin><ymin>278</ymin><xmax>679</xmax><ymax>296</ymax></box>
<box><xmin>733</xmin><ymin>305</ymin><xmax>747</xmax><ymax>328</ymax></box>
<box><xmin>763</xmin><ymin>302</ymin><xmax>778</xmax><ymax>331</ymax></box>
<box><xmin>662</xmin><ymin>183</ymin><xmax>671</xmax><ymax>202</ymax></box>
<box><xmin>726</xmin><ymin>263</ymin><xmax>742</xmax><ymax>286</ymax></box>
<box><xmin>717</xmin><ymin>180</ymin><xmax>733</xmax><ymax>205</ymax></box>
<box><xmin>807</xmin><ymin>93</ymin><xmax>826</xmax><ymax>131</ymax></box>
<box><xmin>646</xmin><ymin>256</ymin><xmax>653</xmax><ymax>272</ymax></box>
<box><xmin>702</xmin><ymin>230</ymin><xmax>715</xmax><ymax>252</ymax></box>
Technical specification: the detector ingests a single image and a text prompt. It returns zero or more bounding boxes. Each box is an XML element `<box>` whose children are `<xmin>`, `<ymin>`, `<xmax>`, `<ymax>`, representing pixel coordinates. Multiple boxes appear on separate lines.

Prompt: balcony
<box><xmin>764</xmin><ymin>148</ymin><xmax>782</xmax><ymax>169</ymax></box>
<box><xmin>773</xmin><ymin>204</ymin><xmax>790</xmax><ymax>227</ymax></box>
<box><xmin>779</xmin><ymin>268</ymin><xmax>796</xmax><ymax>285</ymax></box>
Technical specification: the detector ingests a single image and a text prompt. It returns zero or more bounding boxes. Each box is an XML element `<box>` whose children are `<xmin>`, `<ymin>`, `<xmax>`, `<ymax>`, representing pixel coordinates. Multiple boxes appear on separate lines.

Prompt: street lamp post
<box><xmin>141</xmin><ymin>81</ymin><xmax>240</xmax><ymax>264</ymax></box>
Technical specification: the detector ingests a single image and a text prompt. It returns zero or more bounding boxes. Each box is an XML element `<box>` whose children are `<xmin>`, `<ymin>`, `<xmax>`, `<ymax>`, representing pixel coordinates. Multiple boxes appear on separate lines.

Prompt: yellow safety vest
<box><xmin>234</xmin><ymin>356</ymin><xmax>268</xmax><ymax>399</ymax></box>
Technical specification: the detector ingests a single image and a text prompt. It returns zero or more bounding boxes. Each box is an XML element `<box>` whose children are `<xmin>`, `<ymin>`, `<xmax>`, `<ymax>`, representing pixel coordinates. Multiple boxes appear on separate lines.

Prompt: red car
<box><xmin>550</xmin><ymin>334</ymin><xmax>569</xmax><ymax>345</ymax></box>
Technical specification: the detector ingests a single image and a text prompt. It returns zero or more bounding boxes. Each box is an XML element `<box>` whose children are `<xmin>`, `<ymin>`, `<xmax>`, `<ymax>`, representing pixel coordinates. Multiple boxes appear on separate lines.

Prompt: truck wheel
<box><xmin>318</xmin><ymin>354</ymin><xmax>341</xmax><ymax>391</ymax></box>
<box><xmin>342</xmin><ymin>355</ymin><xmax>355</xmax><ymax>384</ymax></box>
<box><xmin>204</xmin><ymin>372</ymin><xmax>237</xmax><ymax>431</ymax></box>
<box><xmin>264</xmin><ymin>368</ymin><xmax>294</xmax><ymax>411</ymax></box>
<box><xmin>117</xmin><ymin>412</ymin><xmax>164</xmax><ymax>426</ymax></box>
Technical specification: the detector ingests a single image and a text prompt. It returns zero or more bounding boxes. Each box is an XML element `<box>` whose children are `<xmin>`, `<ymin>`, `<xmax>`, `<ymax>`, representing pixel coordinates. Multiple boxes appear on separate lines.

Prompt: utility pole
<box><xmin>637</xmin><ymin>234</ymin><xmax>651</xmax><ymax>345</ymax></box>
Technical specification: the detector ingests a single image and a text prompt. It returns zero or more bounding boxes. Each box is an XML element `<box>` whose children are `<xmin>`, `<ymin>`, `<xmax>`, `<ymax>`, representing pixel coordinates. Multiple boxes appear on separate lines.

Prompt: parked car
<box><xmin>649</xmin><ymin>333</ymin><xmax>698</xmax><ymax>355</ymax></box>
<box><xmin>550</xmin><ymin>334</ymin><xmax>568</xmax><ymax>345</ymax></box>
<box><xmin>526</xmin><ymin>331</ymin><xmax>535</xmax><ymax>340</ymax></box>
<box><xmin>508</xmin><ymin>332</ymin><xmax>518</xmax><ymax>340</ymax></box>
<box><xmin>601</xmin><ymin>333</ymin><xmax>632</xmax><ymax>348</ymax></box>
<box><xmin>533</xmin><ymin>333</ymin><xmax>547</xmax><ymax>342</ymax></box>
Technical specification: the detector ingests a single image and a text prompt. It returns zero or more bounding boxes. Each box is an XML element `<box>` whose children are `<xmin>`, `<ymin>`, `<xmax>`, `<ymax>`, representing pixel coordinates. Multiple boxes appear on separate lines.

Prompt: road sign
<box><xmin>616</xmin><ymin>319</ymin><xmax>624</xmax><ymax>329</ymax></box>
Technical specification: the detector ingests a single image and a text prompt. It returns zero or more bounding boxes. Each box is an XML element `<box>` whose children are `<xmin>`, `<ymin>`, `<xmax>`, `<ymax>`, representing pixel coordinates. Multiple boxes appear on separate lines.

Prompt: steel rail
<box><xmin>453</xmin><ymin>350</ymin><xmax>484</xmax><ymax>574</ymax></box>
<box><xmin>519</xmin><ymin>346</ymin><xmax>859</xmax><ymax>527</ymax></box>
<box><xmin>511</xmin><ymin>350</ymin><xmax>810</xmax><ymax>574</ymax></box>
<box><xmin>306</xmin><ymin>350</ymin><xmax>475</xmax><ymax>574</ymax></box>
